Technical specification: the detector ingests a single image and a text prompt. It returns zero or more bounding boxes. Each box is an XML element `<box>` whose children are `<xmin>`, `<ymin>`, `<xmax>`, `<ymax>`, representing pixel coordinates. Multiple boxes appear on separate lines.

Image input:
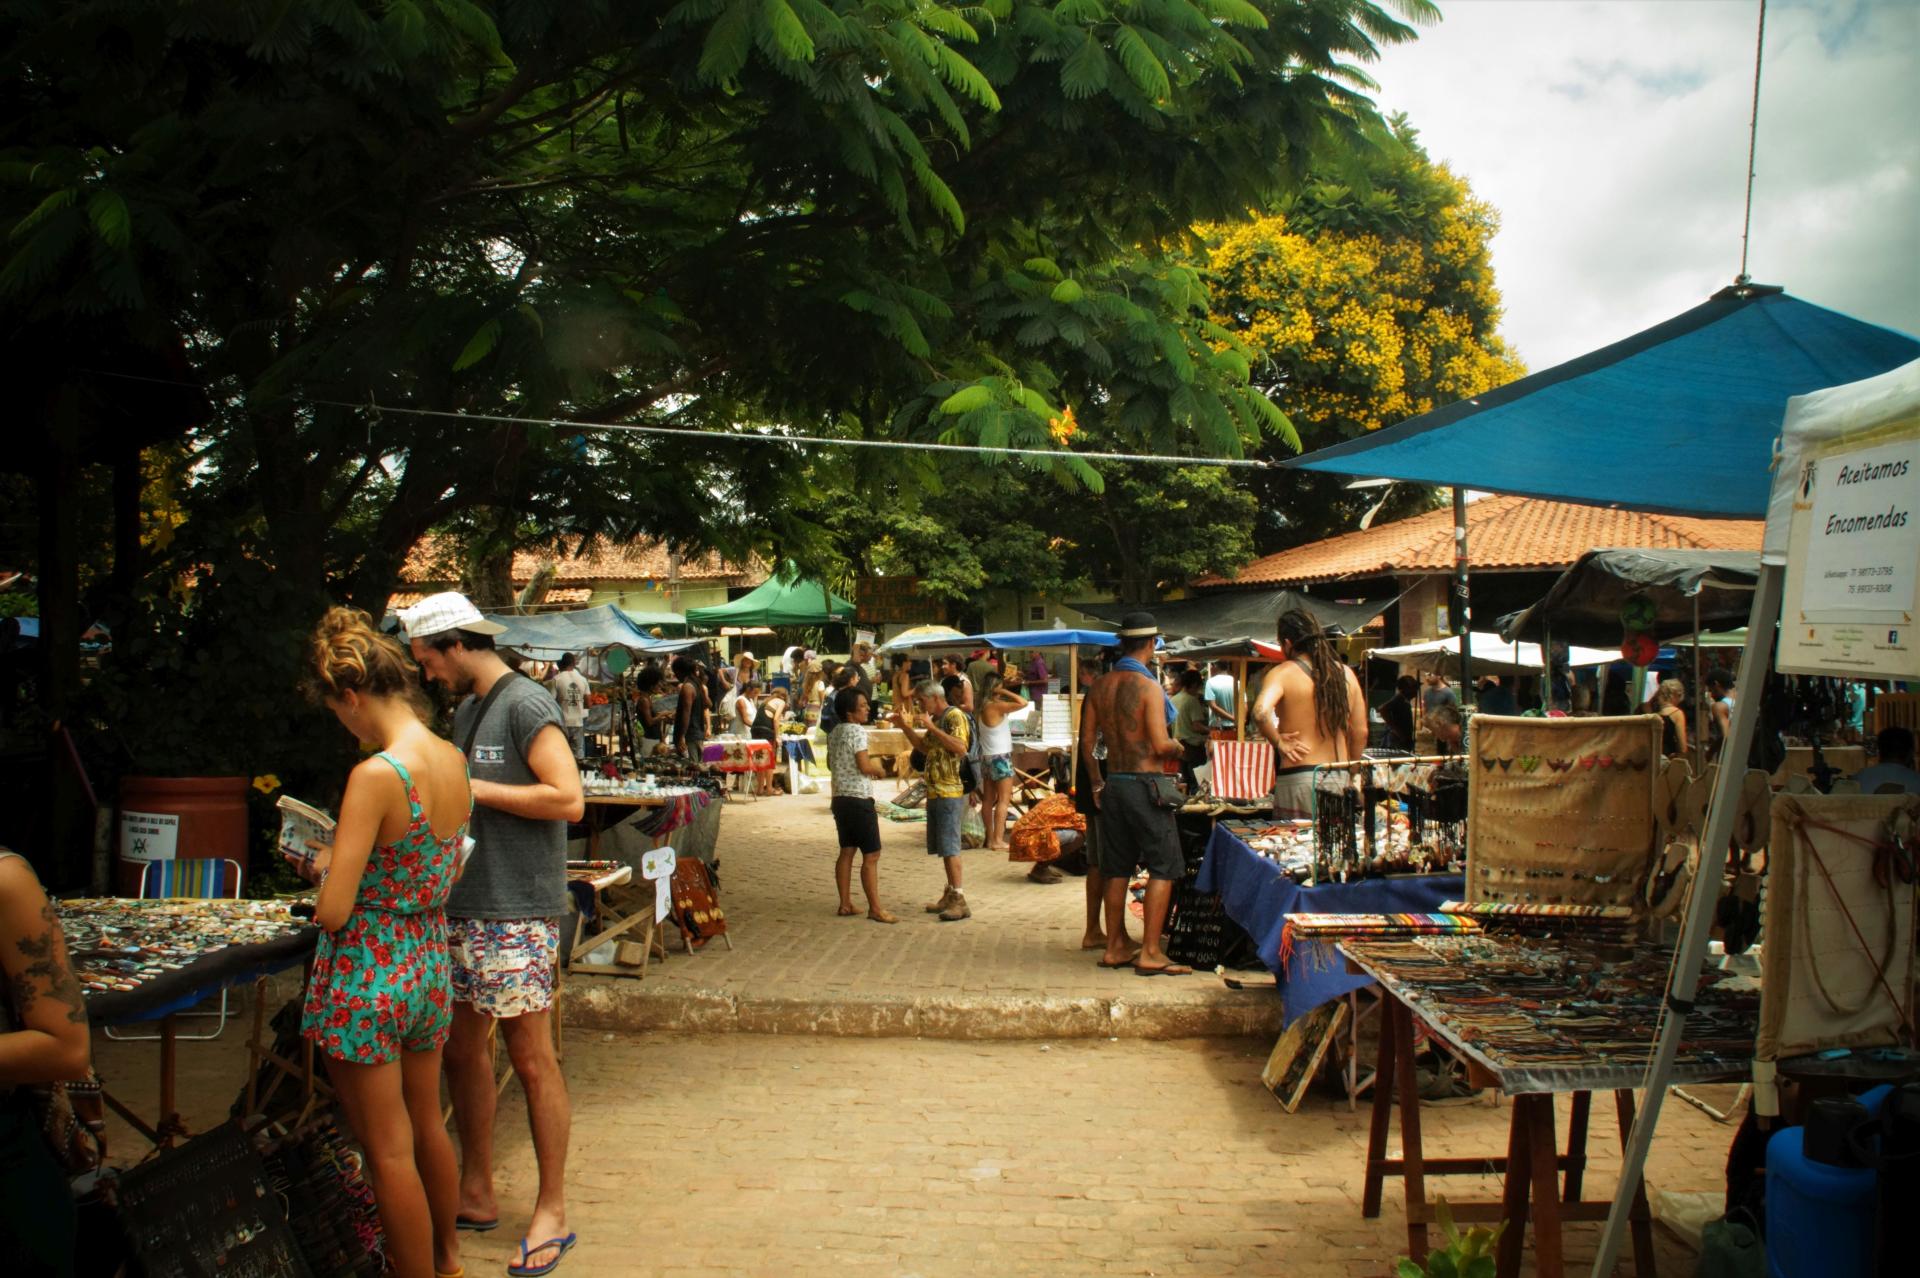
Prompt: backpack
<box><xmin>958</xmin><ymin>711</ymin><xmax>985</xmax><ymax>794</ymax></box>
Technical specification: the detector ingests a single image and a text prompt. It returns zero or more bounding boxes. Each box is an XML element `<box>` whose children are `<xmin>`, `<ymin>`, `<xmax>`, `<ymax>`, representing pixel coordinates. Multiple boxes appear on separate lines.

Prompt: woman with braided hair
<box><xmin>1252</xmin><ymin>608</ymin><xmax>1369</xmax><ymax>818</ymax></box>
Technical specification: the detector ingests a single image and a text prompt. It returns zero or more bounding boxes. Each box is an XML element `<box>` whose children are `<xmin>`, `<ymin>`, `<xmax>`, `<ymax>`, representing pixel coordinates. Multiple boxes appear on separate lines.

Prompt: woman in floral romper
<box><xmin>291</xmin><ymin>608</ymin><xmax>472</xmax><ymax>1278</ymax></box>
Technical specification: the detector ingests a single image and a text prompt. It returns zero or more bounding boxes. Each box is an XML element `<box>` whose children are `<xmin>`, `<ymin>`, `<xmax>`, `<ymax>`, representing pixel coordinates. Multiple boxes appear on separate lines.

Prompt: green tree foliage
<box><xmin>1196</xmin><ymin>117</ymin><xmax>1526</xmax><ymax>551</ymax></box>
<box><xmin>1</xmin><ymin>0</ymin><xmax>1432</xmax><ymax>793</ymax></box>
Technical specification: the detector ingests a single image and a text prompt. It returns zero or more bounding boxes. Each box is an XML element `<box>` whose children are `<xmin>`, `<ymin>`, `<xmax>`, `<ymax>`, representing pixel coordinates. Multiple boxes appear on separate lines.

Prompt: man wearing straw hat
<box><xmin>1081</xmin><ymin>612</ymin><xmax>1189</xmax><ymax>976</ymax></box>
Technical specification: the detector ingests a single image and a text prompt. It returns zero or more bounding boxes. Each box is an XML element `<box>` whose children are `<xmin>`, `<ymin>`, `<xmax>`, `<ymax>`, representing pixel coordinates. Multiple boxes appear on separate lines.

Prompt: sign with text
<box><xmin>120</xmin><ymin>810</ymin><xmax>180</xmax><ymax>863</ymax></box>
<box><xmin>855</xmin><ymin>576</ymin><xmax>932</xmax><ymax>626</ymax></box>
<box><xmin>1780</xmin><ymin>424</ymin><xmax>1920</xmax><ymax>678</ymax></box>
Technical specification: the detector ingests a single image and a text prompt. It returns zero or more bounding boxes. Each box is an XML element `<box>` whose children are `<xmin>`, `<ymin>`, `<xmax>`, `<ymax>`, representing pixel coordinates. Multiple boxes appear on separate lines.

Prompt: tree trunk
<box><xmin>39</xmin><ymin>393</ymin><xmax>86</xmax><ymax>888</ymax></box>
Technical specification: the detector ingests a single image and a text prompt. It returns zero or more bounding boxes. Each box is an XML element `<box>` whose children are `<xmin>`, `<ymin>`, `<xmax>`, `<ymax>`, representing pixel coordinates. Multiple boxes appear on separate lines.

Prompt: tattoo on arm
<box><xmin>17</xmin><ymin>901</ymin><xmax>88</xmax><ymax>1025</ymax></box>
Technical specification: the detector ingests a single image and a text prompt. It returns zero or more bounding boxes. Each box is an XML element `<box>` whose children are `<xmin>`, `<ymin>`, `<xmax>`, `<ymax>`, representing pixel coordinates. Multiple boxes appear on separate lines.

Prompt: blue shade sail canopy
<box><xmin>478</xmin><ymin>604</ymin><xmax>701</xmax><ymax>655</ymax></box>
<box><xmin>906</xmin><ymin>628</ymin><xmax>1122</xmax><ymax>652</ymax></box>
<box><xmin>1287</xmin><ymin>287</ymin><xmax>1920</xmax><ymax>518</ymax></box>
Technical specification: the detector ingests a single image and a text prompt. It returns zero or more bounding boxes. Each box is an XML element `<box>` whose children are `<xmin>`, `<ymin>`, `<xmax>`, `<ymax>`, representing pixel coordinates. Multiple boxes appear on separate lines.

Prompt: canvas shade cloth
<box><xmin>908</xmin><ymin>627</ymin><xmax>1119</xmax><ymax>652</ymax></box>
<box><xmin>684</xmin><ymin>577</ymin><xmax>855</xmax><ymax>626</ymax></box>
<box><xmin>1466</xmin><ymin>714</ymin><xmax>1662</xmax><ymax>910</ymax></box>
<box><xmin>876</xmin><ymin>624</ymin><xmax>967</xmax><ymax>653</ymax></box>
<box><xmin>1288</xmin><ymin>286</ymin><xmax>1920</xmax><ymax>519</ymax></box>
<box><xmin>1758</xmin><ymin>794</ymin><xmax>1919</xmax><ymax>1066</ymax></box>
<box><xmin>481</xmin><ymin>603</ymin><xmax>702</xmax><ymax>656</ymax></box>
<box><xmin>1368</xmin><ymin>632</ymin><xmax>1615</xmax><ymax>677</ymax></box>
<box><xmin>1497</xmin><ymin>549</ymin><xmax>1761</xmax><ymax>646</ymax></box>
<box><xmin>1073</xmin><ymin>589</ymin><xmax>1394</xmax><ymax>640</ymax></box>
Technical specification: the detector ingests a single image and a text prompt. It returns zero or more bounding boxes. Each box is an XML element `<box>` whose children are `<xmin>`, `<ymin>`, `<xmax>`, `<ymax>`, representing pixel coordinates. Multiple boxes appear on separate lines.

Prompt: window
<box><xmin>1029</xmin><ymin>605</ymin><xmax>1045</xmax><ymax>621</ymax></box>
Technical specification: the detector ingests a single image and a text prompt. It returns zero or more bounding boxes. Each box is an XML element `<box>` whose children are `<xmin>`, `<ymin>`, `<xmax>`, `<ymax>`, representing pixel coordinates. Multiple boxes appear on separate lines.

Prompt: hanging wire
<box><xmin>301</xmin><ymin>398</ymin><xmax>1282</xmax><ymax>470</ymax></box>
<box><xmin>1736</xmin><ymin>0</ymin><xmax>1768</xmax><ymax>285</ymax></box>
<box><xmin>73</xmin><ymin>369</ymin><xmax>1280</xmax><ymax>471</ymax></box>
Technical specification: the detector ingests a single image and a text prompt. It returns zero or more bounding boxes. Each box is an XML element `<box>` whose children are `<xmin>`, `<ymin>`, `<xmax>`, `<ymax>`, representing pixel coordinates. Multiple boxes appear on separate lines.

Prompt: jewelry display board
<box><xmin>1759</xmin><ymin>793</ymin><xmax>1918</xmax><ymax>1064</ymax></box>
<box><xmin>1340</xmin><ymin>933</ymin><xmax>1756</xmax><ymax>1095</ymax></box>
<box><xmin>1465</xmin><ymin>714</ymin><xmax>1662</xmax><ymax>909</ymax></box>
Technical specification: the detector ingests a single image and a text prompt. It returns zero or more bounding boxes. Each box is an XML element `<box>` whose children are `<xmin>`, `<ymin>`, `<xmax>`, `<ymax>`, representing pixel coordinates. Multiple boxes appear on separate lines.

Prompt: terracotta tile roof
<box><xmin>1198</xmin><ymin>495</ymin><xmax>1764</xmax><ymax>589</ymax></box>
<box><xmin>388</xmin><ymin>586</ymin><xmax>593</xmax><ymax>610</ymax></box>
<box><xmin>401</xmin><ymin>535</ymin><xmax>754</xmax><ymax>587</ymax></box>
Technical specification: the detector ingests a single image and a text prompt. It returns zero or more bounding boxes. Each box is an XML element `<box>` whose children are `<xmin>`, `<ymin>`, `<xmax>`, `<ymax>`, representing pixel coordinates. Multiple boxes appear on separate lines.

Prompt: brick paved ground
<box><xmin>86</xmin><ymin>790</ymin><xmax>1739</xmax><ymax>1275</ymax></box>
<box><xmin>95</xmin><ymin>1029</ymin><xmax>1739</xmax><ymax>1276</ymax></box>
<box><xmin>567</xmin><ymin>787</ymin><xmax>1283</xmax><ymax>1037</ymax></box>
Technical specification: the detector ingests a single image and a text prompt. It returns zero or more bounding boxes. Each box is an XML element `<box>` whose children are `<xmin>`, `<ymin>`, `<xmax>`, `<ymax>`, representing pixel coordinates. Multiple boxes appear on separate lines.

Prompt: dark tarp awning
<box><xmin>1072</xmin><ymin>589</ymin><xmax>1392</xmax><ymax>641</ymax></box>
<box><xmin>1496</xmin><ymin>549</ymin><xmax>1761</xmax><ymax>646</ymax></box>
<box><xmin>1287</xmin><ymin>287</ymin><xmax>1919</xmax><ymax>518</ymax></box>
<box><xmin>480</xmin><ymin>604</ymin><xmax>703</xmax><ymax>656</ymax></box>
<box><xmin>1160</xmin><ymin>635</ymin><xmax>1286</xmax><ymax>663</ymax></box>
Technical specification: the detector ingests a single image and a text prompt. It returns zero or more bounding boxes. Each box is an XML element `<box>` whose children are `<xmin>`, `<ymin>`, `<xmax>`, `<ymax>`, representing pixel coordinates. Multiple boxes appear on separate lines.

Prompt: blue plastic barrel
<box><xmin>1765</xmin><ymin>1125</ymin><xmax>1877</xmax><ymax>1278</ymax></box>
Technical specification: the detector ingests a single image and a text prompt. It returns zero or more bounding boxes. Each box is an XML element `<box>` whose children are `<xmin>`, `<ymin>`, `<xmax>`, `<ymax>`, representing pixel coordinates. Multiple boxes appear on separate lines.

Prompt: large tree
<box><xmin>1197</xmin><ymin>117</ymin><xmax>1526</xmax><ymax>551</ymax></box>
<box><xmin>3</xmin><ymin>0</ymin><xmax>1437</xmax><ymax>875</ymax></box>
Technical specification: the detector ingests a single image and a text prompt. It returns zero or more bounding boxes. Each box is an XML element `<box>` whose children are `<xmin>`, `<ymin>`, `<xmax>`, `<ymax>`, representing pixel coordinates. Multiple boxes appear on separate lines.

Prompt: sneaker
<box><xmin>925</xmin><ymin>886</ymin><xmax>956</xmax><ymax>913</ymax></box>
<box><xmin>938</xmin><ymin>894</ymin><xmax>972</xmax><ymax>922</ymax></box>
<box><xmin>1027</xmin><ymin>864</ymin><xmax>1064</xmax><ymax>884</ymax></box>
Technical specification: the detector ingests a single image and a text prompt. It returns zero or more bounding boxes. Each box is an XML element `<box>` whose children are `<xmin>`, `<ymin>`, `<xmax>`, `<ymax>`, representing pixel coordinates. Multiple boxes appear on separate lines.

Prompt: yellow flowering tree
<box><xmin>1198</xmin><ymin>119</ymin><xmax>1527</xmax><ymax>548</ymax></box>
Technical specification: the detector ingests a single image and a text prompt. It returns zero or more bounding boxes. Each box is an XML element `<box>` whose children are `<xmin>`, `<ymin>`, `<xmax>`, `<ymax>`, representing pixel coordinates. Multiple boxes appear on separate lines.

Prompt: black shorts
<box><xmin>831</xmin><ymin>796</ymin><xmax>882</xmax><ymax>854</ymax></box>
<box><xmin>1095</xmin><ymin>773</ymin><xmax>1183</xmax><ymax>881</ymax></box>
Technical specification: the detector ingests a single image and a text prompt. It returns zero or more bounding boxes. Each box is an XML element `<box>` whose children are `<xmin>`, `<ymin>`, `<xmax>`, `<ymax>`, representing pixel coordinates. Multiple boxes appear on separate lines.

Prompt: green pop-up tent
<box><xmin>684</xmin><ymin>577</ymin><xmax>855</xmax><ymax>627</ymax></box>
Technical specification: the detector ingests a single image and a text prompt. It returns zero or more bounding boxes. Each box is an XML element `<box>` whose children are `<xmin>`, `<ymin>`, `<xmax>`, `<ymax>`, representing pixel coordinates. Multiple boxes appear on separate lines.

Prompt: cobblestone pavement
<box><xmin>95</xmin><ymin>1029</ymin><xmax>1736</xmax><ymax>1276</ymax></box>
<box><xmin>86</xmin><ymin>789</ymin><xmax>1737</xmax><ymax>1274</ymax></box>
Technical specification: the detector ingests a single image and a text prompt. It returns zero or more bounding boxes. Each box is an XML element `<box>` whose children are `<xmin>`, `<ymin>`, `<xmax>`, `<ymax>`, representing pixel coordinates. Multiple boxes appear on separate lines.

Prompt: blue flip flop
<box><xmin>454</xmin><ymin>1215</ymin><xmax>498</xmax><ymax>1232</ymax></box>
<box><xmin>506</xmin><ymin>1233</ymin><xmax>577</xmax><ymax>1277</ymax></box>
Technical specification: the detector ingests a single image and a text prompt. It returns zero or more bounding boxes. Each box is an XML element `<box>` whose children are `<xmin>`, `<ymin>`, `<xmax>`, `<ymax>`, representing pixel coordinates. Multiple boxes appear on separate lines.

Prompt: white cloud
<box><xmin>1371</xmin><ymin>0</ymin><xmax>1920</xmax><ymax>370</ymax></box>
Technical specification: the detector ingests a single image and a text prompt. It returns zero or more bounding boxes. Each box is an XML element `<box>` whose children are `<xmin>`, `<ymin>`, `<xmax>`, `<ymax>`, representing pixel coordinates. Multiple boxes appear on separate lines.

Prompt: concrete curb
<box><xmin>562</xmin><ymin>982</ymin><xmax>1285</xmax><ymax>1041</ymax></box>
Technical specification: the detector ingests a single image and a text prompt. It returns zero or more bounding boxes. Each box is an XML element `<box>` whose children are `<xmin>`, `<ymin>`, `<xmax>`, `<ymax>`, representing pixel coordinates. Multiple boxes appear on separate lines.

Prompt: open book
<box><xmin>275</xmin><ymin>795</ymin><xmax>335</xmax><ymax>865</ymax></box>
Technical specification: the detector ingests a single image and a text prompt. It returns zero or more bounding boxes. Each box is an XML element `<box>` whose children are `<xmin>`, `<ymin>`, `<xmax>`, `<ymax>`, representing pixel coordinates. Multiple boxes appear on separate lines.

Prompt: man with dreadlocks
<box><xmin>1253</xmin><ymin>609</ymin><xmax>1369</xmax><ymax>818</ymax></box>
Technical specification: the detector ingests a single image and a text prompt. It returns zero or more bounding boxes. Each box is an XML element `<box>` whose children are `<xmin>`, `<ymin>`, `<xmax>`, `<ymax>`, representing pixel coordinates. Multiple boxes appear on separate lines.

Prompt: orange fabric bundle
<box><xmin>1008</xmin><ymin>794</ymin><xmax>1085</xmax><ymax>863</ymax></box>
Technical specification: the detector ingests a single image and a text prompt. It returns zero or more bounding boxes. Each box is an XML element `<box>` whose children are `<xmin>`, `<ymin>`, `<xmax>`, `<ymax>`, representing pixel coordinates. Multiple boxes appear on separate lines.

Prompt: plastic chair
<box><xmin>104</xmin><ymin>858</ymin><xmax>245</xmax><ymax>1042</ymax></box>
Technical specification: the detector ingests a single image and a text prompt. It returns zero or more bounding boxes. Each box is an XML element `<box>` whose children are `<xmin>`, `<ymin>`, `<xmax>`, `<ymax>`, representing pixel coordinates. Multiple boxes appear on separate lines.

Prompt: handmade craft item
<box><xmin>58</xmin><ymin>898</ymin><xmax>310</xmax><ymax>996</ymax></box>
<box><xmin>1755</xmin><ymin>794</ymin><xmax>1918</xmax><ymax>1114</ymax></box>
<box><xmin>1466</xmin><ymin>714</ymin><xmax>1661</xmax><ymax>910</ymax></box>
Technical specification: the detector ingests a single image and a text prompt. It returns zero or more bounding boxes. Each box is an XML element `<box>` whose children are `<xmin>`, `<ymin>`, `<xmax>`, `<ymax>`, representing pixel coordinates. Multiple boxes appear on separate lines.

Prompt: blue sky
<box><xmin>1369</xmin><ymin>0</ymin><xmax>1919</xmax><ymax>370</ymax></box>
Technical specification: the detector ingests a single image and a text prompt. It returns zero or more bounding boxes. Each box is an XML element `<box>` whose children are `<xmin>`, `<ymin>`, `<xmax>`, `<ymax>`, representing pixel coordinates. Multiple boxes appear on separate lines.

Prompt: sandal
<box><xmin>507</xmin><ymin>1233</ymin><xmax>578</xmax><ymax>1277</ymax></box>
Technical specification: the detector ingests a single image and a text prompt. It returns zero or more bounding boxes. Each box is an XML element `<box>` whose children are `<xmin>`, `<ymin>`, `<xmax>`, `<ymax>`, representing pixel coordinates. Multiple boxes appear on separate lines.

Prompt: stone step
<box><xmin>562</xmin><ymin>979</ymin><xmax>1284</xmax><ymax>1041</ymax></box>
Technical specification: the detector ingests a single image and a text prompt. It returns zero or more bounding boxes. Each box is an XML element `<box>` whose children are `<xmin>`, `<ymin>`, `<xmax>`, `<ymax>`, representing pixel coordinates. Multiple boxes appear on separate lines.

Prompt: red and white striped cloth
<box><xmin>1208</xmin><ymin>740</ymin><xmax>1275</xmax><ymax>801</ymax></box>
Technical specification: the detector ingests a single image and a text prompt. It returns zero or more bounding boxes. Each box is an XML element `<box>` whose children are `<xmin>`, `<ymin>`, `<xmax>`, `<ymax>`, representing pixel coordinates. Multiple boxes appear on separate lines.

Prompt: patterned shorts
<box><xmin>448</xmin><ymin>917</ymin><xmax>560</xmax><ymax>1018</ymax></box>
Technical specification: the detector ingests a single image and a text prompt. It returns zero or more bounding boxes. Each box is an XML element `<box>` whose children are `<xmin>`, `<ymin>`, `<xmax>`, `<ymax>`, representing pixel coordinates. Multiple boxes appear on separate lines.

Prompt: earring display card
<box><xmin>117</xmin><ymin>1121</ymin><xmax>314</xmax><ymax>1278</ymax></box>
<box><xmin>1466</xmin><ymin>714</ymin><xmax>1662</xmax><ymax>910</ymax></box>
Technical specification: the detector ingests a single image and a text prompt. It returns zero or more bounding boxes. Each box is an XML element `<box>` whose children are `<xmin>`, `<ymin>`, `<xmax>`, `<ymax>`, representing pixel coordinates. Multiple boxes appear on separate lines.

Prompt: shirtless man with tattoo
<box><xmin>1080</xmin><ymin>613</ymin><xmax>1189</xmax><ymax>976</ymax></box>
<box><xmin>1</xmin><ymin>847</ymin><xmax>94</xmax><ymax>1271</ymax></box>
<box><xmin>1254</xmin><ymin>609</ymin><xmax>1369</xmax><ymax>816</ymax></box>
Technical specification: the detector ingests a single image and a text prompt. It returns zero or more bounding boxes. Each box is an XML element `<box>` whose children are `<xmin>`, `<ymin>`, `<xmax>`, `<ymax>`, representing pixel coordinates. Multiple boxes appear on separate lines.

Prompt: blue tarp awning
<box><xmin>1287</xmin><ymin>287</ymin><xmax>1920</xmax><ymax>518</ymax></box>
<box><xmin>480</xmin><ymin>604</ymin><xmax>701</xmax><ymax>656</ymax></box>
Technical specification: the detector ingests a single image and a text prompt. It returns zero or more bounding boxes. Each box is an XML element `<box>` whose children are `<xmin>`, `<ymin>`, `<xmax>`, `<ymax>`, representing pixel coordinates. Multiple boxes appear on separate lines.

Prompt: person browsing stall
<box><xmin>892</xmin><ymin>680</ymin><xmax>974</xmax><ymax>922</ymax></box>
<box><xmin>548</xmin><ymin>653</ymin><xmax>591</xmax><ymax>760</ymax></box>
<box><xmin>401</xmin><ymin>593</ymin><xmax>582</xmax><ymax>1278</ymax></box>
<box><xmin>0</xmin><ymin>844</ymin><xmax>94</xmax><ymax>1276</ymax></box>
<box><xmin>827</xmin><ymin>687</ymin><xmax>897</xmax><ymax>922</ymax></box>
<box><xmin>290</xmin><ymin>608</ymin><xmax>470</xmax><ymax>1278</ymax></box>
<box><xmin>978</xmin><ymin>671</ymin><xmax>1028</xmax><ymax>854</ymax></box>
<box><xmin>1254</xmin><ymin>609</ymin><xmax>1368</xmax><ymax>818</ymax></box>
<box><xmin>1170</xmin><ymin>668</ymin><xmax>1211</xmax><ymax>784</ymax></box>
<box><xmin>1081</xmin><ymin>612</ymin><xmax>1188</xmax><ymax>976</ymax></box>
<box><xmin>1853</xmin><ymin>726</ymin><xmax>1920</xmax><ymax>795</ymax></box>
<box><xmin>670</xmin><ymin>656</ymin><xmax>705</xmax><ymax>759</ymax></box>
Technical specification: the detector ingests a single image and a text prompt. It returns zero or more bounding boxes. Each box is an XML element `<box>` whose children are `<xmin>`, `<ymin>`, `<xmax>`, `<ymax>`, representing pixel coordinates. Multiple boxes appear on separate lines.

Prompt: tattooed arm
<box><xmin>0</xmin><ymin>855</ymin><xmax>93</xmax><ymax>1085</ymax></box>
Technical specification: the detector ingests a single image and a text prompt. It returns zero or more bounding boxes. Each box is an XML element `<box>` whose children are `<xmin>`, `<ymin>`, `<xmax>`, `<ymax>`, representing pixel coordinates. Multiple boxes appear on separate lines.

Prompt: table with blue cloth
<box><xmin>1194</xmin><ymin>824</ymin><xmax>1461</xmax><ymax>1027</ymax></box>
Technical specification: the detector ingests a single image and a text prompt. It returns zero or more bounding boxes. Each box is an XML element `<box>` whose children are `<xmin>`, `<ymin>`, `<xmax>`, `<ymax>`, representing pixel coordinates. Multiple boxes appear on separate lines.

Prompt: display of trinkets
<box><xmin>1342</xmin><ymin>932</ymin><xmax>1758</xmax><ymax>1090</ymax></box>
<box><xmin>1311</xmin><ymin>758</ymin><xmax>1467</xmax><ymax>883</ymax></box>
<box><xmin>1220</xmin><ymin>818</ymin><xmax>1317</xmax><ymax>882</ymax></box>
<box><xmin>59</xmin><ymin>897</ymin><xmax>311</xmax><ymax>997</ymax></box>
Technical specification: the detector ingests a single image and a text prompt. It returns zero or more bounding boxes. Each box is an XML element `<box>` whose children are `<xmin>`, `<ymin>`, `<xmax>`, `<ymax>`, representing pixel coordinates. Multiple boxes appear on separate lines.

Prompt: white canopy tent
<box><xmin>1368</xmin><ymin>631</ymin><xmax>1617</xmax><ymax>678</ymax></box>
<box><xmin>1593</xmin><ymin>357</ymin><xmax>1920</xmax><ymax>1274</ymax></box>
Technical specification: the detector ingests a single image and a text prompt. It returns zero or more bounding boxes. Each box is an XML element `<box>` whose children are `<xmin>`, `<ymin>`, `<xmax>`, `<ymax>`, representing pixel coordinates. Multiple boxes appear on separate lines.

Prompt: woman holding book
<box><xmin>289</xmin><ymin>608</ymin><xmax>470</xmax><ymax>1278</ymax></box>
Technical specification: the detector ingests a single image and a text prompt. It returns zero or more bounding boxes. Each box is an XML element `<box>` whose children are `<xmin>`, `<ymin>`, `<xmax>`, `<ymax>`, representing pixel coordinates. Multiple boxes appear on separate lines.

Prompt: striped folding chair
<box><xmin>104</xmin><ymin>857</ymin><xmax>246</xmax><ymax>1042</ymax></box>
<box><xmin>1207</xmin><ymin>739</ymin><xmax>1276</xmax><ymax>804</ymax></box>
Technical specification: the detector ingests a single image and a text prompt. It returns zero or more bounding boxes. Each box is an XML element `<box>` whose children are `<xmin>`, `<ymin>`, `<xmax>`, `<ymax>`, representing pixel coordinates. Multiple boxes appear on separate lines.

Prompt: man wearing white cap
<box><xmin>398</xmin><ymin>591</ymin><xmax>584</xmax><ymax>1274</ymax></box>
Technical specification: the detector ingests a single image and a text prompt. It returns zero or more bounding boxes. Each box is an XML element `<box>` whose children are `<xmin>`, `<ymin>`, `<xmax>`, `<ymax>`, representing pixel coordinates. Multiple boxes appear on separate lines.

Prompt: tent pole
<box><xmin>1069</xmin><ymin>646</ymin><xmax>1079</xmax><ymax>761</ymax></box>
<box><xmin>1234</xmin><ymin>658</ymin><xmax>1249</xmax><ymax>742</ymax></box>
<box><xmin>1590</xmin><ymin>561</ymin><xmax>1783</xmax><ymax>1278</ymax></box>
<box><xmin>1543</xmin><ymin>618</ymin><xmax>1555</xmax><ymax>712</ymax></box>
<box><xmin>1453</xmin><ymin>487</ymin><xmax>1473</xmax><ymax>702</ymax></box>
<box><xmin>1693</xmin><ymin>595</ymin><xmax>1706</xmax><ymax>770</ymax></box>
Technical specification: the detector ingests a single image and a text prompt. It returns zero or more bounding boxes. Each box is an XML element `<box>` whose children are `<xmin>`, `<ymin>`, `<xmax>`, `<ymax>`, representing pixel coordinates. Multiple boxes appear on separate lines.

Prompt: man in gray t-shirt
<box><xmin>400</xmin><ymin>590</ymin><xmax>583</xmax><ymax>1269</ymax></box>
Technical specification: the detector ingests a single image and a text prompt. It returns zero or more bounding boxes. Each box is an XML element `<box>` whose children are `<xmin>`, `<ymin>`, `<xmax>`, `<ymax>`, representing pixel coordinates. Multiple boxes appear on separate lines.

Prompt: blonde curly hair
<box><xmin>305</xmin><ymin>606</ymin><xmax>429</xmax><ymax>719</ymax></box>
